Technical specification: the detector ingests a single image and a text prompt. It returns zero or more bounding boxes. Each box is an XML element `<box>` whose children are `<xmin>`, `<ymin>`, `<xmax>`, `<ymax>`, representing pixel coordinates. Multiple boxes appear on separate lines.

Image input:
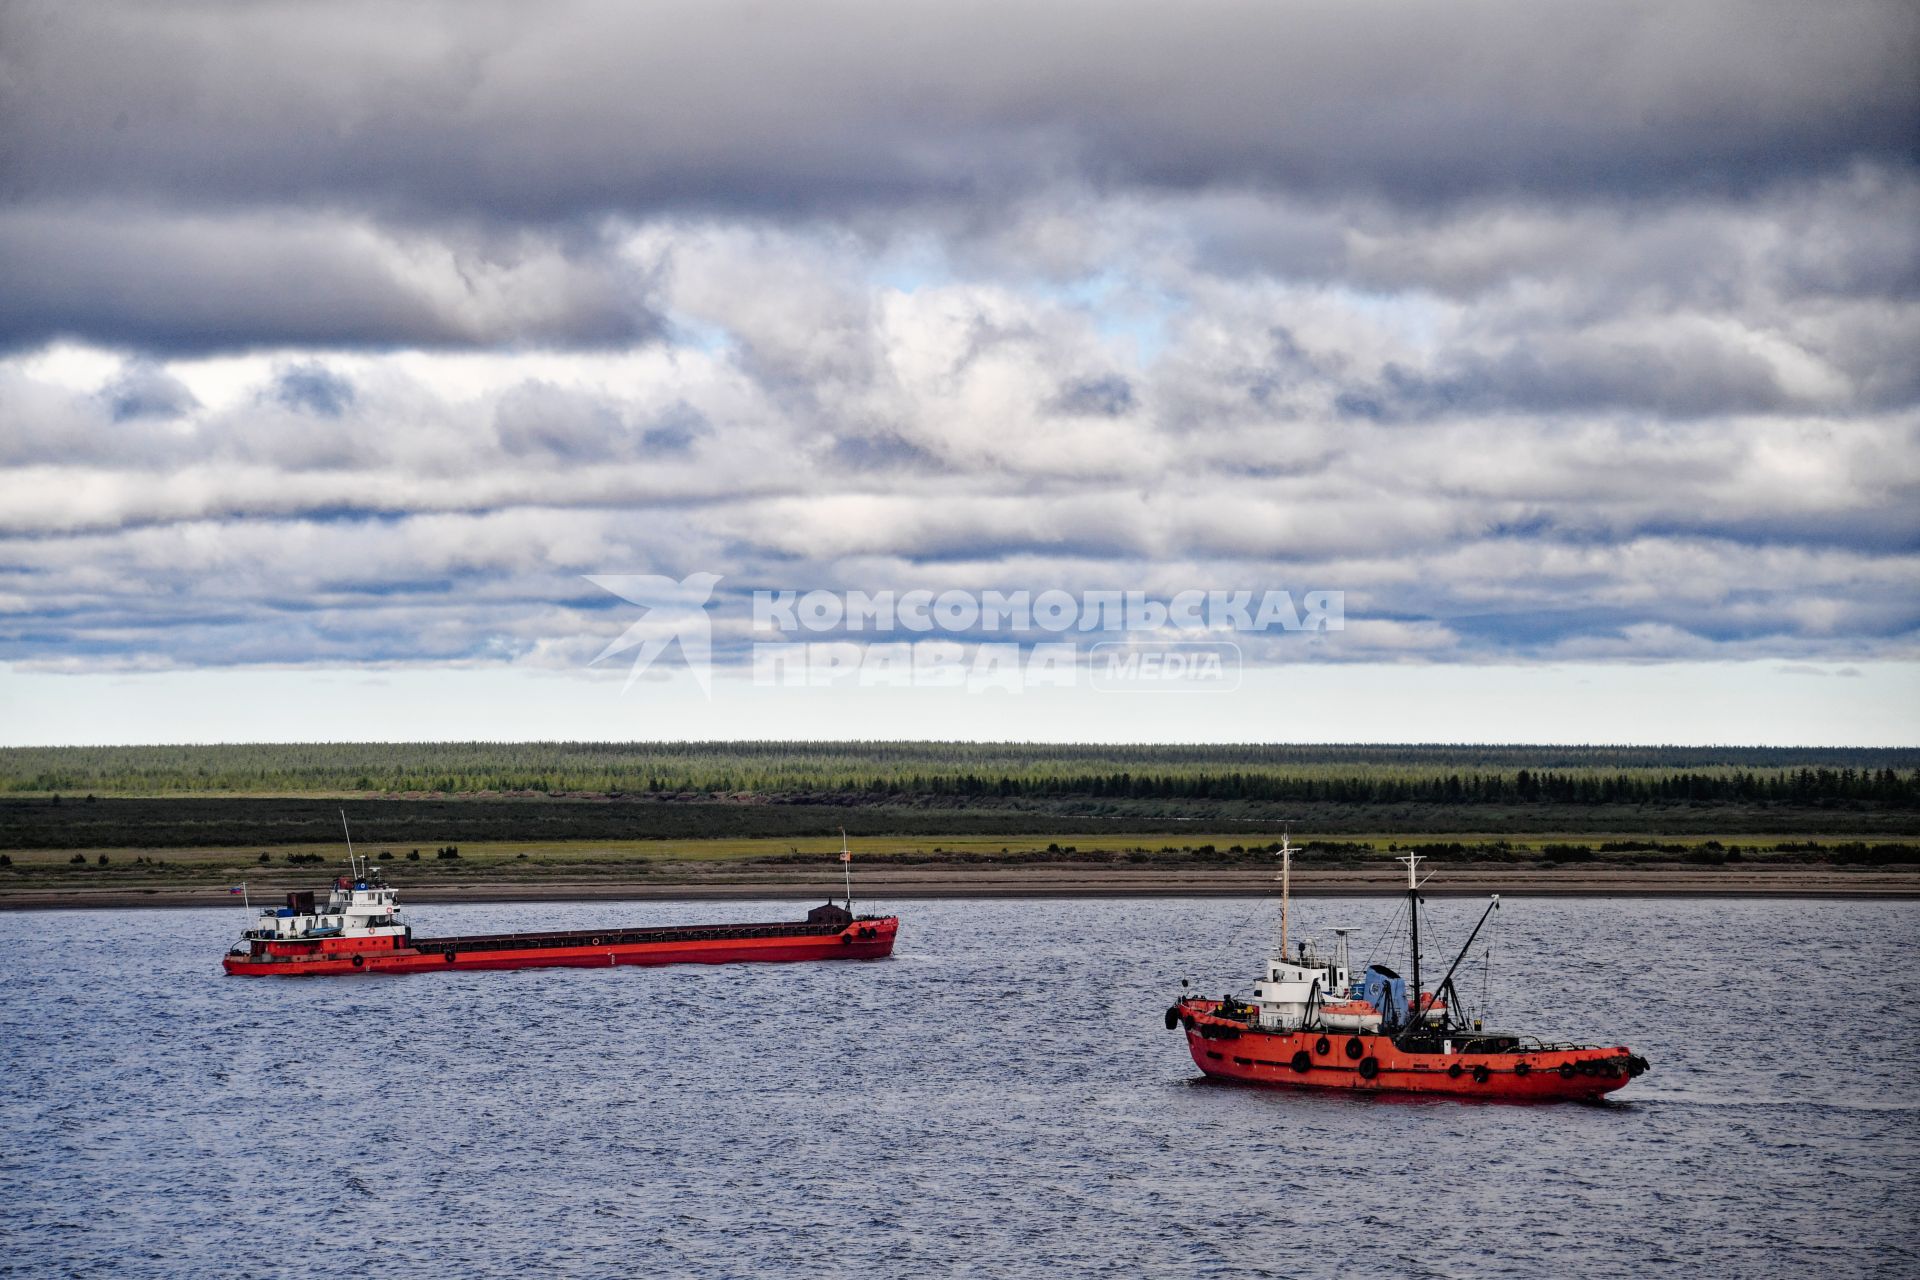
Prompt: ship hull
<box><xmin>1175</xmin><ymin>999</ymin><xmax>1641</xmax><ymax>1101</ymax></box>
<box><xmin>224</xmin><ymin>916</ymin><xmax>898</xmax><ymax>976</ymax></box>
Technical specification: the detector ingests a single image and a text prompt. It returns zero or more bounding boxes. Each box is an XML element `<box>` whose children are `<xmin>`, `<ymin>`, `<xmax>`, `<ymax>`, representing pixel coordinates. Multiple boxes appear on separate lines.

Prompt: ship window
<box><xmin>1206</xmin><ymin>1051</ymin><xmax>1224</xmax><ymax>1061</ymax></box>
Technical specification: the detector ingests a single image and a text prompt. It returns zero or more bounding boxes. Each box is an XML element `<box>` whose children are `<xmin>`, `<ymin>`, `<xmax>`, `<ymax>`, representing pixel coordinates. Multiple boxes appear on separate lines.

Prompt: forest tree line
<box><xmin>2</xmin><ymin>741</ymin><xmax>1916</xmax><ymax>807</ymax></box>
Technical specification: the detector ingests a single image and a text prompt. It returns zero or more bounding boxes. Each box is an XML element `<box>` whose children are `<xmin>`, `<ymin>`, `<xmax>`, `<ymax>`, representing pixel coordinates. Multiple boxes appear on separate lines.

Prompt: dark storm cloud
<box><xmin>1347</xmin><ymin>339</ymin><xmax>1797</xmax><ymax>422</ymax></box>
<box><xmin>3</xmin><ymin>0</ymin><xmax>1914</xmax><ymax>220</ymax></box>
<box><xmin>1167</xmin><ymin>169</ymin><xmax>1920</xmax><ymax>316</ymax></box>
<box><xmin>1</xmin><ymin>1</ymin><xmax>1913</xmax><ymax>356</ymax></box>
<box><xmin>0</xmin><ymin>208</ymin><xmax>664</xmax><ymax>354</ymax></box>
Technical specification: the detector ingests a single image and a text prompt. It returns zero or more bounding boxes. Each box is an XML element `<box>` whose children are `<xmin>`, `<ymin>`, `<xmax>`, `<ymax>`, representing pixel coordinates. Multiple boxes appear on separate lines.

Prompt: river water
<box><xmin>2</xmin><ymin>896</ymin><xmax>1915</xmax><ymax>1278</ymax></box>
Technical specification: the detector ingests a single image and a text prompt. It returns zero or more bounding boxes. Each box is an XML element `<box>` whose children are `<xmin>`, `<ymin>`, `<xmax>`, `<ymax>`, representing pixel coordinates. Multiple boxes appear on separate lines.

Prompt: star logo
<box><xmin>584</xmin><ymin>571</ymin><xmax>723</xmax><ymax>696</ymax></box>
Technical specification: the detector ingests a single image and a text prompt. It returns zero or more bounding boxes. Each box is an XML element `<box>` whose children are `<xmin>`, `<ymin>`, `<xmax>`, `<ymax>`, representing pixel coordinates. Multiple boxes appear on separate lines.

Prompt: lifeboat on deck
<box><xmin>1315</xmin><ymin>999</ymin><xmax>1382</xmax><ymax>1032</ymax></box>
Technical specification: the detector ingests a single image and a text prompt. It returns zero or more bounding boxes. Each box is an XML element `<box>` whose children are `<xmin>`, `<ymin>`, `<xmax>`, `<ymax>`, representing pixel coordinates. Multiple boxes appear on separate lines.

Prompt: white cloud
<box><xmin>0</xmin><ymin>6</ymin><xmax>1914</xmax><ymax>683</ymax></box>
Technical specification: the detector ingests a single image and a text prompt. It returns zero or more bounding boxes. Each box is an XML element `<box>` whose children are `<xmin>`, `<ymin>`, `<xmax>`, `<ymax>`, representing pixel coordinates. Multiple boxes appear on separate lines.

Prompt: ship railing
<box><xmin>1452</xmin><ymin>1036</ymin><xmax>1613</xmax><ymax>1054</ymax></box>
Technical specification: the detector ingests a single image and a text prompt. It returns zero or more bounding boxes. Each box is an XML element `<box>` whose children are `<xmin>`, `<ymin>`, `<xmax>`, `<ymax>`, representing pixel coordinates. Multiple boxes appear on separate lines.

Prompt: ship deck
<box><xmin>406</xmin><ymin>916</ymin><xmax>889</xmax><ymax>956</ymax></box>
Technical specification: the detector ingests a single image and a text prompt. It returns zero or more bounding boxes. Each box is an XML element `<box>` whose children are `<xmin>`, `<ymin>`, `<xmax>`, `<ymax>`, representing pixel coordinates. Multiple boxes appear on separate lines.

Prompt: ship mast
<box><xmin>1275</xmin><ymin>828</ymin><xmax>1294</xmax><ymax>961</ymax></box>
<box><xmin>1397</xmin><ymin>853</ymin><xmax>1424</xmax><ymax>1030</ymax></box>
<box><xmin>839</xmin><ymin>827</ymin><xmax>854</xmax><ymax>913</ymax></box>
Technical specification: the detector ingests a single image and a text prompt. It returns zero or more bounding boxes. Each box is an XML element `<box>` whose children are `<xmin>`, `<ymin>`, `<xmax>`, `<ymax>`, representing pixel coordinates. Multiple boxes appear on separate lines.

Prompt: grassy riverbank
<box><xmin>4</xmin><ymin>830</ymin><xmax>1915</xmax><ymax>909</ymax></box>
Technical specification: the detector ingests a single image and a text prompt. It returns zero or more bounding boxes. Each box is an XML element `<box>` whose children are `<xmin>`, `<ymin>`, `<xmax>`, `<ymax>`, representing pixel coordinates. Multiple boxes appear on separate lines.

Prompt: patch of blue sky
<box><xmin>1040</xmin><ymin>270</ymin><xmax>1184</xmax><ymax>364</ymax></box>
<box><xmin>864</xmin><ymin>249</ymin><xmax>1182</xmax><ymax>364</ymax></box>
<box><xmin>865</xmin><ymin>234</ymin><xmax>955</xmax><ymax>295</ymax></box>
<box><xmin>1093</xmin><ymin>309</ymin><xmax>1172</xmax><ymax>365</ymax></box>
<box><xmin>1322</xmin><ymin>284</ymin><xmax>1449</xmax><ymax>352</ymax></box>
<box><xmin>663</xmin><ymin>314</ymin><xmax>733</xmax><ymax>355</ymax></box>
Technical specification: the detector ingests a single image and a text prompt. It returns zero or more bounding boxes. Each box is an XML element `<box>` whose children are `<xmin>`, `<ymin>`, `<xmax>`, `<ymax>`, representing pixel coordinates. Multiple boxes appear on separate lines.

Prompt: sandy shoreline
<box><xmin>3</xmin><ymin>864</ymin><xmax>1913</xmax><ymax>909</ymax></box>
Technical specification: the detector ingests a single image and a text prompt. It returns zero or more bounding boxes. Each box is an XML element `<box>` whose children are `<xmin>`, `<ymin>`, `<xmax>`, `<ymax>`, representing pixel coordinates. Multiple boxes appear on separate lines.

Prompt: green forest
<box><xmin>3</xmin><ymin>740</ymin><xmax>1916</xmax><ymax>808</ymax></box>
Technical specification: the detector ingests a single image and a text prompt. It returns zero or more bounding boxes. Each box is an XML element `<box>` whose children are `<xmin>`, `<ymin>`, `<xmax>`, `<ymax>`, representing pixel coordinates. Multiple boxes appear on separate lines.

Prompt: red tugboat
<box><xmin>223</xmin><ymin>824</ymin><xmax>897</xmax><ymax>976</ymax></box>
<box><xmin>1166</xmin><ymin>839</ymin><xmax>1648</xmax><ymax>1100</ymax></box>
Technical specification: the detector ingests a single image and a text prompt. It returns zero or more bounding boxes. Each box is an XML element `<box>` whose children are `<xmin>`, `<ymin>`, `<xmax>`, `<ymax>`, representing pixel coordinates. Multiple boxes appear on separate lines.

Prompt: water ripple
<box><xmin>1</xmin><ymin>896</ymin><xmax>1916</xmax><ymax>1278</ymax></box>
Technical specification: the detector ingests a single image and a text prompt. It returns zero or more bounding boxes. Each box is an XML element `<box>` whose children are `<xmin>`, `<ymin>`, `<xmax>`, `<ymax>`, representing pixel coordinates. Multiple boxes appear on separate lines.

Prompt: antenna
<box><xmin>839</xmin><ymin>827</ymin><xmax>853</xmax><ymax>913</ymax></box>
<box><xmin>340</xmin><ymin>809</ymin><xmax>357</xmax><ymax>879</ymax></box>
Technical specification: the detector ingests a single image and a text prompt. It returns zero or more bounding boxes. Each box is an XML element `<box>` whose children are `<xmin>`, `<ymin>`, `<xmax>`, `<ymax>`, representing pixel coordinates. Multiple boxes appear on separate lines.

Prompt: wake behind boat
<box><xmin>223</xmin><ymin>819</ymin><xmax>897</xmax><ymax>976</ymax></box>
<box><xmin>1165</xmin><ymin>838</ymin><xmax>1648</xmax><ymax>1100</ymax></box>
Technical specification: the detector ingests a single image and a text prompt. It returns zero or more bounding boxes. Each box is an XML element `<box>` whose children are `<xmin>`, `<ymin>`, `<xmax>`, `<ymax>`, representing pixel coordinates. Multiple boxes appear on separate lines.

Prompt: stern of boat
<box><xmin>840</xmin><ymin>916</ymin><xmax>899</xmax><ymax>958</ymax></box>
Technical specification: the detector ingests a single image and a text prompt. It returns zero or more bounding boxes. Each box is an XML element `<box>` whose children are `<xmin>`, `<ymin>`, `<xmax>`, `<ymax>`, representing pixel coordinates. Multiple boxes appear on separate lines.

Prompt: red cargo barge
<box><xmin>222</xmin><ymin>838</ymin><xmax>897</xmax><ymax>976</ymax></box>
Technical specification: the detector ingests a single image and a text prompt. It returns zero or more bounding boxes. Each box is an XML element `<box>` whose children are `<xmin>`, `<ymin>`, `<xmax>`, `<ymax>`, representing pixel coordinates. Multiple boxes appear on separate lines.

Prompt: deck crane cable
<box><xmin>1422</xmin><ymin>904</ymin><xmax>1482</xmax><ymax>1007</ymax></box>
<box><xmin>1359</xmin><ymin>895</ymin><xmax>1409</xmax><ymax>975</ymax></box>
<box><xmin>1482</xmin><ymin>908</ymin><xmax>1497</xmax><ymax>1026</ymax></box>
<box><xmin>1227</xmin><ymin>843</ymin><xmax>1292</xmax><ymax>951</ymax></box>
<box><xmin>1419</xmin><ymin>898</ymin><xmax>1497</xmax><ymax>1028</ymax></box>
<box><xmin>1229</xmin><ymin>896</ymin><xmax>1267</xmax><ymax>939</ymax></box>
<box><xmin>1394</xmin><ymin>895</ymin><xmax>1500</xmax><ymax>1049</ymax></box>
<box><xmin>1235</xmin><ymin>829</ymin><xmax>1299</xmax><ymax>953</ymax></box>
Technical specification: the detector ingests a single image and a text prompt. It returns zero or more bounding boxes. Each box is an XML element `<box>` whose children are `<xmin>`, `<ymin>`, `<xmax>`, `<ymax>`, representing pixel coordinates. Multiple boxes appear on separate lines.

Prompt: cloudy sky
<box><xmin>2</xmin><ymin>0</ymin><xmax>1917</xmax><ymax>745</ymax></box>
